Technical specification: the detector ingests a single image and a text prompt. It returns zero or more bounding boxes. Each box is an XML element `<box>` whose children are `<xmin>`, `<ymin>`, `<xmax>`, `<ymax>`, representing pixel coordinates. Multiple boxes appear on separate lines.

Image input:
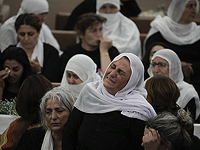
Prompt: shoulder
<box><xmin>43</xmin><ymin>43</ymin><xmax>59</xmax><ymax>53</ymax></box>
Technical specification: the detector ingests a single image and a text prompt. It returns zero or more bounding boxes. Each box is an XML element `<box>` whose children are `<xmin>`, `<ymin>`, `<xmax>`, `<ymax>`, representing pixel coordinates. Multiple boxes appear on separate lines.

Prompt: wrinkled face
<box><xmin>17</xmin><ymin>25</ymin><xmax>40</xmax><ymax>50</ymax></box>
<box><xmin>149</xmin><ymin>45</ymin><xmax>164</xmax><ymax>62</ymax></box>
<box><xmin>99</xmin><ymin>3</ymin><xmax>119</xmax><ymax>13</ymax></box>
<box><xmin>79</xmin><ymin>22</ymin><xmax>103</xmax><ymax>50</ymax></box>
<box><xmin>67</xmin><ymin>71</ymin><xmax>83</xmax><ymax>85</ymax></box>
<box><xmin>103</xmin><ymin>57</ymin><xmax>131</xmax><ymax>95</ymax></box>
<box><xmin>152</xmin><ymin>57</ymin><xmax>169</xmax><ymax>77</ymax></box>
<box><xmin>179</xmin><ymin>1</ymin><xmax>197</xmax><ymax>24</ymax></box>
<box><xmin>37</xmin><ymin>12</ymin><xmax>48</xmax><ymax>23</ymax></box>
<box><xmin>4</xmin><ymin>60</ymin><xmax>24</xmax><ymax>85</ymax></box>
<box><xmin>45</xmin><ymin>98</ymin><xmax>70</xmax><ymax>132</ymax></box>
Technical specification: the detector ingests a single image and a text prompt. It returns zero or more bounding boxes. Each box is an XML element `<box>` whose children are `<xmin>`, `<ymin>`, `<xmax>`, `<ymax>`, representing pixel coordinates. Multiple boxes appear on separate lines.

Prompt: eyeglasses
<box><xmin>150</xmin><ymin>62</ymin><xmax>168</xmax><ymax>68</ymax></box>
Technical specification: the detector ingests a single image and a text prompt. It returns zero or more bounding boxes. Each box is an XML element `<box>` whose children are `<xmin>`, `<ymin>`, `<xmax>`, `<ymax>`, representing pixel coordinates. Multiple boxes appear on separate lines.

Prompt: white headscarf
<box><xmin>144</xmin><ymin>0</ymin><xmax>200</xmax><ymax>54</ymax></box>
<box><xmin>96</xmin><ymin>0</ymin><xmax>141</xmax><ymax>57</ymax></box>
<box><xmin>75</xmin><ymin>53</ymin><xmax>156</xmax><ymax>121</ymax></box>
<box><xmin>147</xmin><ymin>49</ymin><xmax>200</xmax><ymax>119</ymax></box>
<box><xmin>0</xmin><ymin>0</ymin><xmax>60</xmax><ymax>53</ymax></box>
<box><xmin>61</xmin><ymin>54</ymin><xmax>101</xmax><ymax>98</ymax></box>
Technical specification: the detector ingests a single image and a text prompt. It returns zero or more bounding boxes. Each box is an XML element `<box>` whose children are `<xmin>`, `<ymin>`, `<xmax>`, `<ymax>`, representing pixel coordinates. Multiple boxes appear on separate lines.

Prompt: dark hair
<box><xmin>146</xmin><ymin>109</ymin><xmax>193</xmax><ymax>150</ymax></box>
<box><xmin>0</xmin><ymin>45</ymin><xmax>32</xmax><ymax>87</ymax></box>
<box><xmin>75</xmin><ymin>13</ymin><xmax>106</xmax><ymax>35</ymax></box>
<box><xmin>142</xmin><ymin>42</ymin><xmax>168</xmax><ymax>79</ymax></box>
<box><xmin>16</xmin><ymin>75</ymin><xmax>53</xmax><ymax>125</ymax></box>
<box><xmin>15</xmin><ymin>13</ymin><xmax>42</xmax><ymax>32</ymax></box>
<box><xmin>145</xmin><ymin>76</ymin><xmax>180</xmax><ymax>114</ymax></box>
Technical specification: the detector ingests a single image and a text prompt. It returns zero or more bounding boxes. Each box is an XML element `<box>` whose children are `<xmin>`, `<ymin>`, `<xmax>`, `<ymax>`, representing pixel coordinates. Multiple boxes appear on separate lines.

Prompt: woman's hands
<box><xmin>181</xmin><ymin>61</ymin><xmax>193</xmax><ymax>83</ymax></box>
<box><xmin>29</xmin><ymin>57</ymin><xmax>41</xmax><ymax>74</ymax></box>
<box><xmin>0</xmin><ymin>68</ymin><xmax>10</xmax><ymax>89</ymax></box>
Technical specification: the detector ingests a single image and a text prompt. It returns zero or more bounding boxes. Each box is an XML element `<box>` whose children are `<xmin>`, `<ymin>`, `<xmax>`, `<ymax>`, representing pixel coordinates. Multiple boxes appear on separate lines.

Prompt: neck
<box><xmin>52</xmin><ymin>131</ymin><xmax>62</xmax><ymax>150</ymax></box>
<box><xmin>8</xmin><ymin>81</ymin><xmax>20</xmax><ymax>93</ymax></box>
<box><xmin>81</xmin><ymin>42</ymin><xmax>98</xmax><ymax>51</ymax></box>
<box><xmin>24</xmin><ymin>49</ymin><xmax>33</xmax><ymax>58</ymax></box>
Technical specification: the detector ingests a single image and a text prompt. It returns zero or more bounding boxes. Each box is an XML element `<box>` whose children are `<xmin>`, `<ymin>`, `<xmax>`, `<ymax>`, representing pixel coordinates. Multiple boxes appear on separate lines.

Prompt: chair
<box><xmin>51</xmin><ymin>30</ymin><xmax>77</xmax><ymax>51</ymax></box>
<box><xmin>194</xmin><ymin>123</ymin><xmax>200</xmax><ymax>139</ymax></box>
<box><xmin>140</xmin><ymin>33</ymin><xmax>147</xmax><ymax>56</ymax></box>
<box><xmin>51</xmin><ymin>82</ymin><xmax>61</xmax><ymax>87</ymax></box>
<box><xmin>55</xmin><ymin>12</ymin><xmax>71</xmax><ymax>30</ymax></box>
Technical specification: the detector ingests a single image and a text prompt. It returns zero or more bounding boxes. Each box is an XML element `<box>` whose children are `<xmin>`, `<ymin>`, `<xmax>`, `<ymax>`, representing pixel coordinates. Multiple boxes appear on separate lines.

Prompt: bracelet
<box><xmin>101</xmin><ymin>52</ymin><xmax>109</xmax><ymax>57</ymax></box>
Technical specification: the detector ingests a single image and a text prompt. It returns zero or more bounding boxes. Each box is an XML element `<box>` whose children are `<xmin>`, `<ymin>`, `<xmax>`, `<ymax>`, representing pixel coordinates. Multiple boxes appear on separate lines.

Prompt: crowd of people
<box><xmin>0</xmin><ymin>0</ymin><xmax>200</xmax><ymax>150</ymax></box>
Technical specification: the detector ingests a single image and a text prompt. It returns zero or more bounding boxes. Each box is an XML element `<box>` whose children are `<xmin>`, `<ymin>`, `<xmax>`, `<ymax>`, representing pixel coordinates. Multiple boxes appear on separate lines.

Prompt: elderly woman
<box><xmin>62</xmin><ymin>53</ymin><xmax>156</xmax><ymax>150</ymax></box>
<box><xmin>0</xmin><ymin>0</ymin><xmax>60</xmax><ymax>52</ymax></box>
<box><xmin>142</xmin><ymin>109</ymin><xmax>193</xmax><ymax>150</ymax></box>
<box><xmin>14</xmin><ymin>13</ymin><xmax>60</xmax><ymax>82</ymax></box>
<box><xmin>61</xmin><ymin>54</ymin><xmax>101</xmax><ymax>99</ymax></box>
<box><xmin>96</xmin><ymin>0</ymin><xmax>141</xmax><ymax>57</ymax></box>
<box><xmin>144</xmin><ymin>0</ymin><xmax>200</xmax><ymax>96</ymax></box>
<box><xmin>16</xmin><ymin>86</ymin><xmax>75</xmax><ymax>150</ymax></box>
<box><xmin>146</xmin><ymin>49</ymin><xmax>200</xmax><ymax>121</ymax></box>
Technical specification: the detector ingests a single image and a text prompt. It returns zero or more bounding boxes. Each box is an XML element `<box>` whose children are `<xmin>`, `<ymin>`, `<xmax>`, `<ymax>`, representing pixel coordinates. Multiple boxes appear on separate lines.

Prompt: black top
<box><xmin>17</xmin><ymin>126</ymin><xmax>45</xmax><ymax>150</ymax></box>
<box><xmin>60</xmin><ymin>43</ymin><xmax>119</xmax><ymax>76</ymax></box>
<box><xmin>42</xmin><ymin>43</ymin><xmax>60</xmax><ymax>82</ymax></box>
<box><xmin>62</xmin><ymin>107</ymin><xmax>145</xmax><ymax>150</ymax></box>
<box><xmin>145</xmin><ymin>32</ymin><xmax>200</xmax><ymax>97</ymax></box>
<box><xmin>64</xmin><ymin>0</ymin><xmax>141</xmax><ymax>30</ymax></box>
<box><xmin>2</xmin><ymin>86</ymin><xmax>17</xmax><ymax>102</ymax></box>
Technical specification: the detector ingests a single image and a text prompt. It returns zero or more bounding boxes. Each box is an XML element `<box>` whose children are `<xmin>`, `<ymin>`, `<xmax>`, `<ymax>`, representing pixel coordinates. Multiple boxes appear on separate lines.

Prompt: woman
<box><xmin>17</xmin><ymin>86</ymin><xmax>76</xmax><ymax>150</ymax></box>
<box><xmin>147</xmin><ymin>49</ymin><xmax>200</xmax><ymax>121</ymax></box>
<box><xmin>144</xmin><ymin>0</ymin><xmax>200</xmax><ymax>95</ymax></box>
<box><xmin>0</xmin><ymin>0</ymin><xmax>60</xmax><ymax>52</ymax></box>
<box><xmin>96</xmin><ymin>0</ymin><xmax>141</xmax><ymax>57</ymax></box>
<box><xmin>0</xmin><ymin>75</ymin><xmax>53</xmax><ymax>149</ymax></box>
<box><xmin>0</xmin><ymin>46</ymin><xmax>31</xmax><ymax>102</ymax></box>
<box><xmin>15</xmin><ymin>13</ymin><xmax>60</xmax><ymax>82</ymax></box>
<box><xmin>62</xmin><ymin>53</ymin><xmax>156</xmax><ymax>150</ymax></box>
<box><xmin>142</xmin><ymin>109</ymin><xmax>193</xmax><ymax>150</ymax></box>
<box><xmin>61</xmin><ymin>54</ymin><xmax>101</xmax><ymax>99</ymax></box>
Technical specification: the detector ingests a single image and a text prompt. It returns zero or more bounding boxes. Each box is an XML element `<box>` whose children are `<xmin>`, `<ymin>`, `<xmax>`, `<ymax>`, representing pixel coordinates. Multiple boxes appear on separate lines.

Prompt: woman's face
<box><xmin>17</xmin><ymin>25</ymin><xmax>40</xmax><ymax>50</ymax></box>
<box><xmin>103</xmin><ymin>57</ymin><xmax>131</xmax><ymax>95</ymax></box>
<box><xmin>149</xmin><ymin>45</ymin><xmax>164</xmax><ymax>62</ymax></box>
<box><xmin>178</xmin><ymin>0</ymin><xmax>197</xmax><ymax>24</ymax></box>
<box><xmin>152</xmin><ymin>57</ymin><xmax>169</xmax><ymax>77</ymax></box>
<box><xmin>4</xmin><ymin>60</ymin><xmax>24</xmax><ymax>85</ymax></box>
<box><xmin>45</xmin><ymin>98</ymin><xmax>70</xmax><ymax>133</ymax></box>
<box><xmin>67</xmin><ymin>71</ymin><xmax>83</xmax><ymax>85</ymax></box>
<box><xmin>99</xmin><ymin>3</ymin><xmax>119</xmax><ymax>13</ymax></box>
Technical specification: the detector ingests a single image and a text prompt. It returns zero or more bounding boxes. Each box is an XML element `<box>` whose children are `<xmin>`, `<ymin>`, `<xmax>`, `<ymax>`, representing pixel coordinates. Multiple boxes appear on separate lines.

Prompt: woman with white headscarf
<box><xmin>62</xmin><ymin>53</ymin><xmax>156</xmax><ymax>150</ymax></box>
<box><xmin>96</xmin><ymin>0</ymin><xmax>141</xmax><ymax>58</ymax></box>
<box><xmin>61</xmin><ymin>54</ymin><xmax>101</xmax><ymax>99</ymax></box>
<box><xmin>144</xmin><ymin>0</ymin><xmax>200</xmax><ymax>97</ymax></box>
<box><xmin>146</xmin><ymin>49</ymin><xmax>200</xmax><ymax>121</ymax></box>
<box><xmin>0</xmin><ymin>0</ymin><xmax>60</xmax><ymax>54</ymax></box>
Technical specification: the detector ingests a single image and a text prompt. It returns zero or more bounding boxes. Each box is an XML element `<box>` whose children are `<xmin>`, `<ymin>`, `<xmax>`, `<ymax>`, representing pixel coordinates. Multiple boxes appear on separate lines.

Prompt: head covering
<box><xmin>147</xmin><ymin>49</ymin><xmax>200</xmax><ymax>119</ymax></box>
<box><xmin>167</xmin><ymin>0</ymin><xmax>199</xmax><ymax>23</ymax></box>
<box><xmin>96</xmin><ymin>0</ymin><xmax>141</xmax><ymax>57</ymax></box>
<box><xmin>75</xmin><ymin>53</ymin><xmax>156</xmax><ymax>121</ymax></box>
<box><xmin>18</xmin><ymin>0</ymin><xmax>49</xmax><ymax>15</ymax></box>
<box><xmin>144</xmin><ymin>0</ymin><xmax>200</xmax><ymax>54</ymax></box>
<box><xmin>61</xmin><ymin>54</ymin><xmax>101</xmax><ymax>98</ymax></box>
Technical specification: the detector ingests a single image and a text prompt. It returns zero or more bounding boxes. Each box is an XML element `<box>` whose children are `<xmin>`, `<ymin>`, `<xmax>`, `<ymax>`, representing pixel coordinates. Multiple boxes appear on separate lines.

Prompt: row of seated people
<box><xmin>1</xmin><ymin>54</ymin><xmax>200</xmax><ymax>150</ymax></box>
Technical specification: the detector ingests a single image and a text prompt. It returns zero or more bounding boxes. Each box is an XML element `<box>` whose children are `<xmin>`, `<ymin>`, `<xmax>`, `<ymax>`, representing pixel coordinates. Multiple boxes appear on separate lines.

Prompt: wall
<box><xmin>3</xmin><ymin>0</ymin><xmax>200</xmax><ymax>29</ymax></box>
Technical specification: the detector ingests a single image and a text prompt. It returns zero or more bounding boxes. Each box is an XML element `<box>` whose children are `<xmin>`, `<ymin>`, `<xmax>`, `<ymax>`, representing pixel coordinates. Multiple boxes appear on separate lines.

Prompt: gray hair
<box><xmin>40</xmin><ymin>86</ymin><xmax>76</xmax><ymax>130</ymax></box>
<box><xmin>146</xmin><ymin>109</ymin><xmax>193</xmax><ymax>150</ymax></box>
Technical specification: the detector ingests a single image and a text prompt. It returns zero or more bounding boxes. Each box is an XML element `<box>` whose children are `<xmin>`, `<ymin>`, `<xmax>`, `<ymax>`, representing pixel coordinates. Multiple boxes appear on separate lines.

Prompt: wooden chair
<box><xmin>55</xmin><ymin>12</ymin><xmax>71</xmax><ymax>30</ymax></box>
<box><xmin>51</xmin><ymin>30</ymin><xmax>77</xmax><ymax>51</ymax></box>
<box><xmin>140</xmin><ymin>33</ymin><xmax>147</xmax><ymax>56</ymax></box>
<box><xmin>51</xmin><ymin>82</ymin><xmax>61</xmax><ymax>87</ymax></box>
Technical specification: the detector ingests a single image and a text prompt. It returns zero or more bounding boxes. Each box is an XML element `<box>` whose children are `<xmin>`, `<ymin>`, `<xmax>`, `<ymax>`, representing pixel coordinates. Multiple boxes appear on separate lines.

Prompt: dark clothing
<box><xmin>186</xmin><ymin>98</ymin><xmax>196</xmax><ymax>121</ymax></box>
<box><xmin>64</xmin><ymin>0</ymin><xmax>141</xmax><ymax>30</ymax></box>
<box><xmin>2</xmin><ymin>86</ymin><xmax>17</xmax><ymax>102</ymax></box>
<box><xmin>17</xmin><ymin>126</ymin><xmax>45</xmax><ymax>150</ymax></box>
<box><xmin>42</xmin><ymin>43</ymin><xmax>60</xmax><ymax>82</ymax></box>
<box><xmin>60</xmin><ymin>43</ymin><xmax>119</xmax><ymax>76</ymax></box>
<box><xmin>62</xmin><ymin>107</ymin><xmax>145</xmax><ymax>150</ymax></box>
<box><xmin>145</xmin><ymin>32</ymin><xmax>200</xmax><ymax>97</ymax></box>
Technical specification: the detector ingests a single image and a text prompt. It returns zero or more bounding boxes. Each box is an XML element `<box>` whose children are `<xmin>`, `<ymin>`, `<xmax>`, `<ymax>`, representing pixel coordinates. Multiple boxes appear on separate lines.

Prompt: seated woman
<box><xmin>144</xmin><ymin>0</ymin><xmax>200</xmax><ymax>95</ymax></box>
<box><xmin>0</xmin><ymin>46</ymin><xmax>31</xmax><ymax>103</ymax></box>
<box><xmin>64</xmin><ymin>0</ymin><xmax>141</xmax><ymax>30</ymax></box>
<box><xmin>146</xmin><ymin>49</ymin><xmax>200</xmax><ymax>121</ymax></box>
<box><xmin>96</xmin><ymin>0</ymin><xmax>141</xmax><ymax>56</ymax></box>
<box><xmin>15</xmin><ymin>13</ymin><xmax>60</xmax><ymax>82</ymax></box>
<box><xmin>61</xmin><ymin>54</ymin><xmax>101</xmax><ymax>99</ymax></box>
<box><xmin>142</xmin><ymin>109</ymin><xmax>193</xmax><ymax>150</ymax></box>
<box><xmin>62</xmin><ymin>53</ymin><xmax>156</xmax><ymax>150</ymax></box>
<box><xmin>17</xmin><ymin>86</ymin><xmax>76</xmax><ymax>150</ymax></box>
<box><xmin>0</xmin><ymin>74</ymin><xmax>53</xmax><ymax>149</ymax></box>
